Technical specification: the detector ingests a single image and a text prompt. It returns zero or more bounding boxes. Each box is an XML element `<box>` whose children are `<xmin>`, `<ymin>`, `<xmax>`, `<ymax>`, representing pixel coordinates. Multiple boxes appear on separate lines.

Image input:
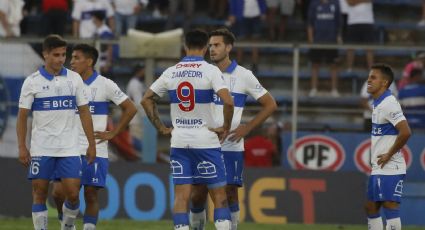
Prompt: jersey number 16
<box><xmin>177</xmin><ymin>81</ymin><xmax>195</xmax><ymax>112</ymax></box>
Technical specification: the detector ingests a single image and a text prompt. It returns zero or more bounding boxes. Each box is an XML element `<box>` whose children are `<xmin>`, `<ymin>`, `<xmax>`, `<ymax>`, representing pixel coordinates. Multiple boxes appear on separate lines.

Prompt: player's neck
<box><xmin>44</xmin><ymin>65</ymin><xmax>62</xmax><ymax>76</ymax></box>
<box><xmin>185</xmin><ymin>50</ymin><xmax>205</xmax><ymax>58</ymax></box>
<box><xmin>81</xmin><ymin>69</ymin><xmax>94</xmax><ymax>81</ymax></box>
<box><xmin>371</xmin><ymin>88</ymin><xmax>388</xmax><ymax>99</ymax></box>
<box><xmin>216</xmin><ymin>58</ymin><xmax>232</xmax><ymax>72</ymax></box>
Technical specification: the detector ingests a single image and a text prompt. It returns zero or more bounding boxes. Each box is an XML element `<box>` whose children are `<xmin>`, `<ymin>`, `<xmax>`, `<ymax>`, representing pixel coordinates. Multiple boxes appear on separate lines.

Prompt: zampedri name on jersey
<box><xmin>171</xmin><ymin>70</ymin><xmax>203</xmax><ymax>79</ymax></box>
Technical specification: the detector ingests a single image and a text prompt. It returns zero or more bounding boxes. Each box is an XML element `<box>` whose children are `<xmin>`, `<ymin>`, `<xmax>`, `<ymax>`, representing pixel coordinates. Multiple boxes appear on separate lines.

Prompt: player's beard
<box><xmin>211</xmin><ymin>53</ymin><xmax>227</xmax><ymax>65</ymax></box>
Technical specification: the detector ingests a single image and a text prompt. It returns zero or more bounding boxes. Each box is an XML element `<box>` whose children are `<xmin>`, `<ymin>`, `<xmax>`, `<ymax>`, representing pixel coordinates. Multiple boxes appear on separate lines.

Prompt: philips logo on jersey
<box><xmin>32</xmin><ymin>96</ymin><xmax>76</xmax><ymax>111</ymax></box>
<box><xmin>175</xmin><ymin>118</ymin><xmax>203</xmax><ymax>125</ymax></box>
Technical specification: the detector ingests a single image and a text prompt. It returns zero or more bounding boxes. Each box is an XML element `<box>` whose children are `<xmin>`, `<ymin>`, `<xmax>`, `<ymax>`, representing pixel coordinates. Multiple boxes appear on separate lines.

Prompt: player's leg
<box><xmin>170</xmin><ymin>148</ymin><xmax>194</xmax><ymax>230</ymax></box>
<box><xmin>190</xmin><ymin>184</ymin><xmax>208</xmax><ymax>230</ymax></box>
<box><xmin>309</xmin><ymin>49</ymin><xmax>320</xmax><ymax>97</ymax></box>
<box><xmin>365</xmin><ymin>175</ymin><xmax>383</xmax><ymax>230</ymax></box>
<box><xmin>57</xmin><ymin>156</ymin><xmax>82</xmax><ymax>230</ymax></box>
<box><xmin>52</xmin><ymin>181</ymin><xmax>66</xmax><ymax>223</ymax></box>
<box><xmin>194</xmin><ymin>148</ymin><xmax>231</xmax><ymax>230</ymax></box>
<box><xmin>381</xmin><ymin>174</ymin><xmax>405</xmax><ymax>230</ymax></box>
<box><xmin>81</xmin><ymin>156</ymin><xmax>109</xmax><ymax>230</ymax></box>
<box><xmin>28</xmin><ymin>156</ymin><xmax>55</xmax><ymax>230</ymax></box>
<box><xmin>222</xmin><ymin>151</ymin><xmax>244</xmax><ymax>230</ymax></box>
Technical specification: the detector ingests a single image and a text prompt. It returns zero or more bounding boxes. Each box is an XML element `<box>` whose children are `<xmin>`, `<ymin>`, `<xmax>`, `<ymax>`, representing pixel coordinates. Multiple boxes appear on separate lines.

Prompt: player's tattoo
<box><xmin>145</xmin><ymin>93</ymin><xmax>164</xmax><ymax>130</ymax></box>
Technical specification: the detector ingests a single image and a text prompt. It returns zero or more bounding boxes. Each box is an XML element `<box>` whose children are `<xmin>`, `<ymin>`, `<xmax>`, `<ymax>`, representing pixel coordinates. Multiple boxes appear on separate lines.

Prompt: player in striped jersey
<box><xmin>189</xmin><ymin>28</ymin><xmax>277</xmax><ymax>230</ymax></box>
<box><xmin>365</xmin><ymin>63</ymin><xmax>411</xmax><ymax>230</ymax></box>
<box><xmin>142</xmin><ymin>29</ymin><xmax>234</xmax><ymax>230</ymax></box>
<box><xmin>52</xmin><ymin>44</ymin><xmax>137</xmax><ymax>230</ymax></box>
<box><xmin>17</xmin><ymin>35</ymin><xmax>96</xmax><ymax>230</ymax></box>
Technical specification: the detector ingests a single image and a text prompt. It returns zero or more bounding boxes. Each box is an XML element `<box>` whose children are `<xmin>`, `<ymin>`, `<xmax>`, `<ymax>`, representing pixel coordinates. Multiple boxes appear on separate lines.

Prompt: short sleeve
<box><xmin>245</xmin><ymin>71</ymin><xmax>267</xmax><ymax>100</ymax></box>
<box><xmin>105</xmin><ymin>79</ymin><xmax>128</xmax><ymax>105</ymax></box>
<box><xmin>75</xmin><ymin>76</ymin><xmax>89</xmax><ymax>106</ymax></box>
<box><xmin>18</xmin><ymin>77</ymin><xmax>34</xmax><ymax>109</ymax></box>
<box><xmin>150</xmin><ymin>72</ymin><xmax>169</xmax><ymax>97</ymax></box>
<box><xmin>382</xmin><ymin>101</ymin><xmax>406</xmax><ymax>127</ymax></box>
<box><xmin>210</xmin><ymin>68</ymin><xmax>227</xmax><ymax>93</ymax></box>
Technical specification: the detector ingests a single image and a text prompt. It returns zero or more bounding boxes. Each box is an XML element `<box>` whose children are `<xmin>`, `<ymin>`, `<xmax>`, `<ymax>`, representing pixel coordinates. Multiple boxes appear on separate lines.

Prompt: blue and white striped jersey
<box><xmin>150</xmin><ymin>56</ymin><xmax>227</xmax><ymax>148</ymax></box>
<box><xmin>76</xmin><ymin>71</ymin><xmax>128</xmax><ymax>158</ymax></box>
<box><xmin>214</xmin><ymin>61</ymin><xmax>267</xmax><ymax>151</ymax></box>
<box><xmin>19</xmin><ymin>67</ymin><xmax>89</xmax><ymax>157</ymax></box>
<box><xmin>371</xmin><ymin>90</ymin><xmax>407</xmax><ymax>175</ymax></box>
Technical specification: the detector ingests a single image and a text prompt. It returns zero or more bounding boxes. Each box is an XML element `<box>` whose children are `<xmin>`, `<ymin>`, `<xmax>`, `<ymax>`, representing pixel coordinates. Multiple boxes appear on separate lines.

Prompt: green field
<box><xmin>1</xmin><ymin>218</ymin><xmax>424</xmax><ymax>230</ymax></box>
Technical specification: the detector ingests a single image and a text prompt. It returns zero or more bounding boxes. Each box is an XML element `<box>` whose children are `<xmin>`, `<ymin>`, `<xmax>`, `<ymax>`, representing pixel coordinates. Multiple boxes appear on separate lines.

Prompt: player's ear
<box><xmin>42</xmin><ymin>51</ymin><xmax>48</xmax><ymax>59</ymax></box>
<box><xmin>226</xmin><ymin>44</ymin><xmax>232</xmax><ymax>53</ymax></box>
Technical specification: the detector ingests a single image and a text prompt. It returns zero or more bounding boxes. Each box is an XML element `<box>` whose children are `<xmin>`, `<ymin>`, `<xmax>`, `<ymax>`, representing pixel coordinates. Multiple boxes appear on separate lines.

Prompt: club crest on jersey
<box><xmin>91</xmin><ymin>88</ymin><xmax>97</xmax><ymax>101</ymax></box>
<box><xmin>67</xmin><ymin>81</ymin><xmax>74</xmax><ymax>94</ymax></box>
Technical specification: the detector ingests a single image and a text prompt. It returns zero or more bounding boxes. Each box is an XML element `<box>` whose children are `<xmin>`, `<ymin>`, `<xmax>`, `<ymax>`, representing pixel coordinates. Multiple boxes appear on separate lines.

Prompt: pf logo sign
<box><xmin>288</xmin><ymin>135</ymin><xmax>345</xmax><ymax>171</ymax></box>
<box><xmin>354</xmin><ymin>139</ymin><xmax>412</xmax><ymax>174</ymax></box>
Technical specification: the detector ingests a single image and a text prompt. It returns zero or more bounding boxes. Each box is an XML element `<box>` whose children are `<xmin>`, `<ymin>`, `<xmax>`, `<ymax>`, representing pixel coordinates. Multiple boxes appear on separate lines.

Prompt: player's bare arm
<box><xmin>16</xmin><ymin>108</ymin><xmax>31</xmax><ymax>167</ymax></box>
<box><xmin>141</xmin><ymin>89</ymin><xmax>172</xmax><ymax>135</ymax></box>
<box><xmin>78</xmin><ymin>104</ymin><xmax>97</xmax><ymax>163</ymax></box>
<box><xmin>214</xmin><ymin>88</ymin><xmax>234</xmax><ymax>142</ymax></box>
<box><xmin>229</xmin><ymin>92</ymin><xmax>277</xmax><ymax>143</ymax></box>
<box><xmin>95</xmin><ymin>99</ymin><xmax>137</xmax><ymax>143</ymax></box>
<box><xmin>377</xmin><ymin>120</ymin><xmax>411</xmax><ymax>168</ymax></box>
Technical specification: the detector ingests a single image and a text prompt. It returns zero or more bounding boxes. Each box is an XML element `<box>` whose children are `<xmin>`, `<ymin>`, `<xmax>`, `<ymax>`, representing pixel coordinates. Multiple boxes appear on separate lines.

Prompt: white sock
<box><xmin>386</xmin><ymin>218</ymin><xmax>401</xmax><ymax>230</ymax></box>
<box><xmin>215</xmin><ymin>219</ymin><xmax>231</xmax><ymax>230</ymax></box>
<box><xmin>368</xmin><ymin>216</ymin><xmax>383</xmax><ymax>230</ymax></box>
<box><xmin>174</xmin><ymin>225</ymin><xmax>189</xmax><ymax>230</ymax></box>
<box><xmin>84</xmin><ymin>223</ymin><xmax>96</xmax><ymax>230</ymax></box>
<box><xmin>32</xmin><ymin>210</ymin><xmax>48</xmax><ymax>230</ymax></box>
<box><xmin>230</xmin><ymin>211</ymin><xmax>240</xmax><ymax>230</ymax></box>
<box><xmin>61</xmin><ymin>202</ymin><xmax>79</xmax><ymax>230</ymax></box>
<box><xmin>190</xmin><ymin>210</ymin><xmax>206</xmax><ymax>230</ymax></box>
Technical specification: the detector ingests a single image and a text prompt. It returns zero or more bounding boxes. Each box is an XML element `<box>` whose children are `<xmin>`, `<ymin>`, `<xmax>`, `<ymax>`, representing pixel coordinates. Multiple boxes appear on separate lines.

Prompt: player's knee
<box><xmin>32</xmin><ymin>186</ymin><xmax>48</xmax><ymax>202</ymax></box>
<box><xmin>225</xmin><ymin>186</ymin><xmax>238</xmax><ymax>204</ymax></box>
<box><xmin>364</xmin><ymin>202</ymin><xmax>380</xmax><ymax>214</ymax></box>
<box><xmin>84</xmin><ymin>188</ymin><xmax>99</xmax><ymax>204</ymax></box>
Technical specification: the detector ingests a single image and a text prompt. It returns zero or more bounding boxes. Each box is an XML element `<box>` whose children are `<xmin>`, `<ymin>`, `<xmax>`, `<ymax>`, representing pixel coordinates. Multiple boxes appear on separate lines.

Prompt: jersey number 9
<box><xmin>177</xmin><ymin>81</ymin><xmax>195</xmax><ymax>112</ymax></box>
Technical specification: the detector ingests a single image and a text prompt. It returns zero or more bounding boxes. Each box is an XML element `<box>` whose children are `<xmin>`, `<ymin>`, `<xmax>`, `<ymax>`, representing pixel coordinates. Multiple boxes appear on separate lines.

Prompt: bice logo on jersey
<box><xmin>354</xmin><ymin>139</ymin><xmax>412</xmax><ymax>174</ymax></box>
<box><xmin>288</xmin><ymin>135</ymin><xmax>345</xmax><ymax>171</ymax></box>
<box><xmin>43</xmin><ymin>99</ymin><xmax>74</xmax><ymax>109</ymax></box>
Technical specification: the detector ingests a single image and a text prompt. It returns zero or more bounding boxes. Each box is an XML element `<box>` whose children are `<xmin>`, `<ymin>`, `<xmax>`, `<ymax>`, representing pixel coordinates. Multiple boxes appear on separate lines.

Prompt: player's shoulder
<box><xmin>233</xmin><ymin>64</ymin><xmax>258</xmax><ymax>79</ymax></box>
<box><xmin>66</xmin><ymin>68</ymin><xmax>82</xmax><ymax>79</ymax></box>
<box><xmin>380</xmin><ymin>95</ymin><xmax>401</xmax><ymax>110</ymax></box>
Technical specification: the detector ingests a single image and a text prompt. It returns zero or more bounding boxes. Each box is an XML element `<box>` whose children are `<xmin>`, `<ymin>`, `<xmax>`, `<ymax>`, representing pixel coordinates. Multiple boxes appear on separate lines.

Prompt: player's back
<box><xmin>150</xmin><ymin>56</ymin><xmax>227</xmax><ymax>149</ymax></box>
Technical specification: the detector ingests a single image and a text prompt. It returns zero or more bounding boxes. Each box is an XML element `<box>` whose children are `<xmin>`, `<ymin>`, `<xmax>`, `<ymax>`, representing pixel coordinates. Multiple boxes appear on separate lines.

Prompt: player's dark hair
<box><xmin>371</xmin><ymin>63</ymin><xmax>394</xmax><ymax>88</ymax></box>
<box><xmin>209</xmin><ymin>28</ymin><xmax>236</xmax><ymax>45</ymax></box>
<box><xmin>184</xmin><ymin>29</ymin><xmax>209</xmax><ymax>49</ymax></box>
<box><xmin>42</xmin><ymin>34</ymin><xmax>67</xmax><ymax>52</ymax></box>
<box><xmin>72</xmin><ymin>44</ymin><xmax>99</xmax><ymax>67</ymax></box>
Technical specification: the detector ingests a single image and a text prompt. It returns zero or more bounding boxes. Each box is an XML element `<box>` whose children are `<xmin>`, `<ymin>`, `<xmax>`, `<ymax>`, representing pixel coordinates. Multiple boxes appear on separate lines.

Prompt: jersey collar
<box><xmin>181</xmin><ymin>56</ymin><xmax>204</xmax><ymax>62</ymax></box>
<box><xmin>373</xmin><ymin>89</ymin><xmax>392</xmax><ymax>107</ymax></box>
<box><xmin>224</xmin><ymin>60</ymin><xmax>238</xmax><ymax>73</ymax></box>
<box><xmin>84</xmin><ymin>71</ymin><xmax>99</xmax><ymax>85</ymax></box>
<box><xmin>38</xmin><ymin>66</ymin><xmax>67</xmax><ymax>81</ymax></box>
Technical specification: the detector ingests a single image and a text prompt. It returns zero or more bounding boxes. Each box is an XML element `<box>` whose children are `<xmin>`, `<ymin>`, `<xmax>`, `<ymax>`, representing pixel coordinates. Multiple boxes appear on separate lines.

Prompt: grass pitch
<box><xmin>0</xmin><ymin>218</ymin><xmax>424</xmax><ymax>230</ymax></box>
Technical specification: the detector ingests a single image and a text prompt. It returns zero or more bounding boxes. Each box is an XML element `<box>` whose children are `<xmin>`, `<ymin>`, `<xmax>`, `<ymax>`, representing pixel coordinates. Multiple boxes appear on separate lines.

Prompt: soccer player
<box><xmin>365</xmin><ymin>63</ymin><xmax>411</xmax><ymax>230</ymax></box>
<box><xmin>52</xmin><ymin>44</ymin><xmax>137</xmax><ymax>230</ymax></box>
<box><xmin>16</xmin><ymin>35</ymin><xmax>96</xmax><ymax>230</ymax></box>
<box><xmin>141</xmin><ymin>29</ymin><xmax>234</xmax><ymax>230</ymax></box>
<box><xmin>189</xmin><ymin>28</ymin><xmax>277</xmax><ymax>230</ymax></box>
